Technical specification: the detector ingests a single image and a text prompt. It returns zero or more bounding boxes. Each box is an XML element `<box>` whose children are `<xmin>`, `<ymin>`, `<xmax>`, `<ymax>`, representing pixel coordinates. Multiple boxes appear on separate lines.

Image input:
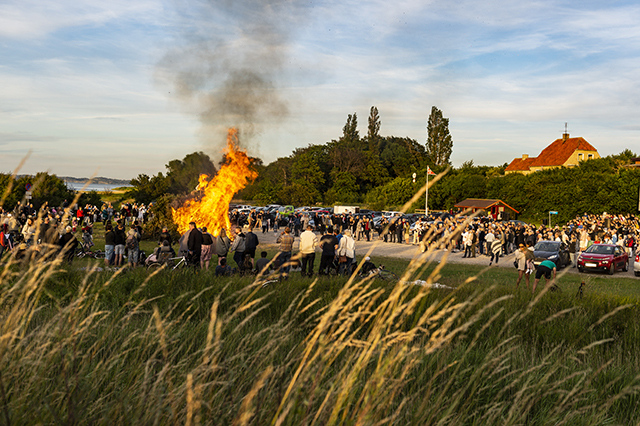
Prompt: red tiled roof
<box><xmin>454</xmin><ymin>198</ymin><xmax>519</xmax><ymax>213</ymax></box>
<box><xmin>529</xmin><ymin>137</ymin><xmax>597</xmax><ymax>168</ymax></box>
<box><xmin>505</xmin><ymin>156</ymin><xmax>536</xmax><ymax>172</ymax></box>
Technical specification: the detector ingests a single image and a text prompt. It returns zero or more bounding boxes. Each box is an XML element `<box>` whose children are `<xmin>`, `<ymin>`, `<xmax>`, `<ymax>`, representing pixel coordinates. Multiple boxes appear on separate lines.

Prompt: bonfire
<box><xmin>171</xmin><ymin>128</ymin><xmax>257</xmax><ymax>237</ymax></box>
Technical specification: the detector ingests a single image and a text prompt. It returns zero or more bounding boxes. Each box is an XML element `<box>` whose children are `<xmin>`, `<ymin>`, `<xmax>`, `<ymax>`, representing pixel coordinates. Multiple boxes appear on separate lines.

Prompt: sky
<box><xmin>1</xmin><ymin>0</ymin><xmax>639</xmax><ymax>180</ymax></box>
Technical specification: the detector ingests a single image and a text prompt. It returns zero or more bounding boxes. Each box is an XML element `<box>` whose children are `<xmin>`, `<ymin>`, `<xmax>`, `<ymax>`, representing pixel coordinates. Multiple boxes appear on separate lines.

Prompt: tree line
<box><xmin>238</xmin><ymin>106</ymin><xmax>454</xmax><ymax>207</ymax></box>
<box><xmin>4</xmin><ymin>105</ymin><xmax>636</xmax><ymax>227</ymax></box>
<box><xmin>0</xmin><ymin>173</ymin><xmax>102</xmax><ymax>211</ymax></box>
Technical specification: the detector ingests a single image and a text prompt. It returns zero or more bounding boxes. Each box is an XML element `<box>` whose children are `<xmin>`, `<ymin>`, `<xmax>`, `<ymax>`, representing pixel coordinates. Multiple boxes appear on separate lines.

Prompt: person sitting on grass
<box><xmin>215</xmin><ymin>257</ymin><xmax>233</xmax><ymax>277</ymax></box>
<box><xmin>360</xmin><ymin>256</ymin><xmax>377</xmax><ymax>276</ymax></box>
<box><xmin>242</xmin><ymin>253</ymin><xmax>254</xmax><ymax>275</ymax></box>
<box><xmin>255</xmin><ymin>251</ymin><xmax>270</xmax><ymax>276</ymax></box>
<box><xmin>532</xmin><ymin>259</ymin><xmax>557</xmax><ymax>294</ymax></box>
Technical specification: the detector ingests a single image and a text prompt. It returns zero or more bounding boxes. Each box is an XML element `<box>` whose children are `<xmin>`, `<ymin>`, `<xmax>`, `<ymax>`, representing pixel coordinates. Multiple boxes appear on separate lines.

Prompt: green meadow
<box><xmin>1</xmin><ymin>228</ymin><xmax>640</xmax><ymax>425</ymax></box>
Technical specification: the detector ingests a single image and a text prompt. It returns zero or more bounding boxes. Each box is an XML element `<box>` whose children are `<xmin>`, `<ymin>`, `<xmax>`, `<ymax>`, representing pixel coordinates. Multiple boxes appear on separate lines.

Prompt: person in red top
<box><xmin>0</xmin><ymin>223</ymin><xmax>10</xmax><ymax>260</ymax></box>
<box><xmin>77</xmin><ymin>206</ymin><xmax>84</xmax><ymax>225</ymax></box>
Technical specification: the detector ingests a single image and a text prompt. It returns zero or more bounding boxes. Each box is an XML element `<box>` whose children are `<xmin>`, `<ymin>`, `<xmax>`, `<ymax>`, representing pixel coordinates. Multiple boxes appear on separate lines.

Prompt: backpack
<box><xmin>202</xmin><ymin>233</ymin><xmax>213</xmax><ymax>245</ymax></box>
<box><xmin>126</xmin><ymin>235</ymin><xmax>137</xmax><ymax>250</ymax></box>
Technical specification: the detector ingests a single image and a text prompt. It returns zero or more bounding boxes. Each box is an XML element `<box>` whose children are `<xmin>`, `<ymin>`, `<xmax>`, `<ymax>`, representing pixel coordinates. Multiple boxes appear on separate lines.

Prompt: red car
<box><xmin>577</xmin><ymin>244</ymin><xmax>629</xmax><ymax>275</ymax></box>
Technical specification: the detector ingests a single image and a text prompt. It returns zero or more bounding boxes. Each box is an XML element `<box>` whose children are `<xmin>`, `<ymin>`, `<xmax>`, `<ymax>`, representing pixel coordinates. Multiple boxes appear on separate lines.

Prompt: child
<box><xmin>255</xmin><ymin>251</ymin><xmax>270</xmax><ymax>275</ymax></box>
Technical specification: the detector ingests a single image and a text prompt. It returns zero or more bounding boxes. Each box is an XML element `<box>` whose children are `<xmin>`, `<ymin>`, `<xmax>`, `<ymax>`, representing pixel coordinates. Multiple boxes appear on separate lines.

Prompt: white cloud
<box><xmin>0</xmin><ymin>0</ymin><xmax>164</xmax><ymax>39</ymax></box>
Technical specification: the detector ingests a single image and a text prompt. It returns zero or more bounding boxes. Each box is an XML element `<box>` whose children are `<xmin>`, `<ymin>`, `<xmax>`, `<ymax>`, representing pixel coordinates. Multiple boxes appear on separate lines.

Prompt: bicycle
<box><xmin>366</xmin><ymin>265</ymin><xmax>399</xmax><ymax>281</ymax></box>
<box><xmin>75</xmin><ymin>242</ymin><xmax>105</xmax><ymax>259</ymax></box>
<box><xmin>147</xmin><ymin>255</ymin><xmax>189</xmax><ymax>271</ymax></box>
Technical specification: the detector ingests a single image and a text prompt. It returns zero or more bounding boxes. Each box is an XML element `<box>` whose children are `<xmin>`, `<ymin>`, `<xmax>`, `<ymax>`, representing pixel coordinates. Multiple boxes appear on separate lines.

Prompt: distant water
<box><xmin>66</xmin><ymin>182</ymin><xmax>131</xmax><ymax>192</ymax></box>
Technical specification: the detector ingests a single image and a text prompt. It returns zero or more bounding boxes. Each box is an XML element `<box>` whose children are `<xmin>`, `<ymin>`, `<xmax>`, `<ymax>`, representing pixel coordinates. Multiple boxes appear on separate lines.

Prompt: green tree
<box><xmin>341</xmin><ymin>113</ymin><xmax>359</xmax><ymax>148</ymax></box>
<box><xmin>324</xmin><ymin>171</ymin><xmax>360</xmax><ymax>204</ymax></box>
<box><xmin>0</xmin><ymin>173</ymin><xmax>74</xmax><ymax>211</ymax></box>
<box><xmin>365</xmin><ymin>106</ymin><xmax>381</xmax><ymax>154</ymax></box>
<box><xmin>379</xmin><ymin>137</ymin><xmax>427</xmax><ymax>178</ymax></box>
<box><xmin>130</xmin><ymin>172</ymin><xmax>171</xmax><ymax>204</ymax></box>
<box><xmin>426</xmin><ymin>106</ymin><xmax>453</xmax><ymax>166</ymax></box>
<box><xmin>289</xmin><ymin>150</ymin><xmax>325</xmax><ymax>205</ymax></box>
<box><xmin>165</xmin><ymin>151</ymin><xmax>217</xmax><ymax>195</ymax></box>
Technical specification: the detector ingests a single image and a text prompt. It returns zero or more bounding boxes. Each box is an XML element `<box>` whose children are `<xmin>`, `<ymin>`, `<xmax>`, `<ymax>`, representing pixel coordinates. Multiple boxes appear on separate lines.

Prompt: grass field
<box><xmin>2</xmin><ymin>223</ymin><xmax>640</xmax><ymax>424</ymax></box>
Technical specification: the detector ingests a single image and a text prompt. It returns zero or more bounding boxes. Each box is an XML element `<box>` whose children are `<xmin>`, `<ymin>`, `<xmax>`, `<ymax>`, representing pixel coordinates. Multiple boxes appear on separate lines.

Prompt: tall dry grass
<box><xmin>1</xmin><ymin>175</ymin><xmax>639</xmax><ymax>424</ymax></box>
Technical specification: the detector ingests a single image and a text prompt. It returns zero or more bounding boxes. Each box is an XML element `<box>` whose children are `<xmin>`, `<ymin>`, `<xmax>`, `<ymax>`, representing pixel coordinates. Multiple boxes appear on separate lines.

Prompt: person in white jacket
<box><xmin>298</xmin><ymin>225</ymin><xmax>318</xmax><ymax>277</ymax></box>
<box><xmin>338</xmin><ymin>229</ymin><xmax>356</xmax><ymax>276</ymax></box>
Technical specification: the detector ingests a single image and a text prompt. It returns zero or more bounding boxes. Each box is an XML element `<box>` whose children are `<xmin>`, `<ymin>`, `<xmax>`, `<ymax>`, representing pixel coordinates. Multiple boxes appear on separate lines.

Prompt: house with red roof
<box><xmin>505</xmin><ymin>133</ymin><xmax>600</xmax><ymax>175</ymax></box>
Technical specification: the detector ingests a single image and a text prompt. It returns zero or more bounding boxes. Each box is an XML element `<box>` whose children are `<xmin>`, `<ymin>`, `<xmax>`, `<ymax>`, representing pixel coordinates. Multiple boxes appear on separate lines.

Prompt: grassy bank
<box><xmin>1</xmin><ymin>246</ymin><xmax>640</xmax><ymax>425</ymax></box>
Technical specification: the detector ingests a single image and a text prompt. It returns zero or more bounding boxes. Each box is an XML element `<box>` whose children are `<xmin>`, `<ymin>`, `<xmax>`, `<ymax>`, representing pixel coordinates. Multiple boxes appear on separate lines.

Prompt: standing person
<box><xmin>318</xmin><ymin>228</ymin><xmax>339</xmax><ymax>275</ymax></box>
<box><xmin>244</xmin><ymin>227</ymin><xmax>259</xmax><ymax>269</ymax></box>
<box><xmin>125</xmin><ymin>224</ymin><xmax>141</xmax><ymax>268</ymax></box>
<box><xmin>216</xmin><ymin>228</ymin><xmax>231</xmax><ymax>266</ymax></box>
<box><xmin>276</xmin><ymin>227</ymin><xmax>295</xmax><ymax>278</ymax></box>
<box><xmin>568</xmin><ymin>233</ymin><xmax>578</xmax><ymax>268</ymax></box>
<box><xmin>21</xmin><ymin>217</ymin><xmax>37</xmax><ymax>245</ymax></box>
<box><xmin>58</xmin><ymin>226</ymin><xmax>78</xmax><ymax>263</ymax></box>
<box><xmin>532</xmin><ymin>259</ymin><xmax>557</xmax><ymax>294</ymax></box>
<box><xmin>0</xmin><ymin>223</ymin><xmax>9</xmax><ymax>260</ymax></box>
<box><xmin>477</xmin><ymin>226</ymin><xmax>486</xmax><ymax>256</ymax></box>
<box><xmin>298</xmin><ymin>225</ymin><xmax>318</xmax><ymax>277</ymax></box>
<box><xmin>101</xmin><ymin>206</ymin><xmax>109</xmax><ymax>225</ymax></box>
<box><xmin>337</xmin><ymin>229</ymin><xmax>356</xmax><ymax>276</ymax></box>
<box><xmin>514</xmin><ymin>243</ymin><xmax>530</xmax><ymax>290</ymax></box>
<box><xmin>187</xmin><ymin>221</ymin><xmax>203</xmax><ymax>267</ymax></box>
<box><xmin>200</xmin><ymin>227</ymin><xmax>214</xmax><ymax>270</ymax></box>
<box><xmin>484</xmin><ymin>227</ymin><xmax>494</xmax><ymax>257</ymax></box>
<box><xmin>489</xmin><ymin>234</ymin><xmax>502</xmax><ymax>266</ymax></box>
<box><xmin>462</xmin><ymin>228</ymin><xmax>472</xmax><ymax>258</ymax></box>
<box><xmin>114</xmin><ymin>221</ymin><xmax>126</xmax><ymax>267</ymax></box>
<box><xmin>470</xmin><ymin>229</ymin><xmax>477</xmax><ymax>258</ymax></box>
<box><xmin>103</xmin><ymin>222</ymin><xmax>115</xmax><ymax>266</ymax></box>
<box><xmin>230</xmin><ymin>227</ymin><xmax>246</xmax><ymax>272</ymax></box>
<box><xmin>395</xmin><ymin>219</ymin><xmax>404</xmax><ymax>244</ymax></box>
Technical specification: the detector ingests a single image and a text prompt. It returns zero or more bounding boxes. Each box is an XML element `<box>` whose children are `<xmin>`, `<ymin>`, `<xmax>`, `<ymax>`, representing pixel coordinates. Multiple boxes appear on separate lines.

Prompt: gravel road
<box><xmin>253</xmin><ymin>229</ymin><xmax>638</xmax><ymax>279</ymax></box>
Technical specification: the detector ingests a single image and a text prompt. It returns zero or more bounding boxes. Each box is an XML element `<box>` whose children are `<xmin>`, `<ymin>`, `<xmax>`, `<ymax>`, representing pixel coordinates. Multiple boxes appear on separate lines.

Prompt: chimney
<box><xmin>563</xmin><ymin>132</ymin><xmax>569</xmax><ymax>142</ymax></box>
<box><xmin>522</xmin><ymin>154</ymin><xmax>529</xmax><ymax>160</ymax></box>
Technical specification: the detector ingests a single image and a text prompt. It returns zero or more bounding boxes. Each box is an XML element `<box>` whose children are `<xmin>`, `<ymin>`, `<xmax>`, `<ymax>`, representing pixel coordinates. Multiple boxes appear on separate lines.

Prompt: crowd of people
<box><xmin>168</xmin><ymin>209</ymin><xmax>640</xmax><ymax>288</ymax></box>
<box><xmin>0</xmin><ymin>200</ymin><xmax>151</xmax><ymax>265</ymax></box>
<box><xmin>4</xmin><ymin>197</ymin><xmax>639</xmax><ymax>294</ymax></box>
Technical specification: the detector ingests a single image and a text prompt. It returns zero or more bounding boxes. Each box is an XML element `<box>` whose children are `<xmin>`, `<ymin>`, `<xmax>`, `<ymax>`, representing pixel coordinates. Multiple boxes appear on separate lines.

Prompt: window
<box><xmin>578</xmin><ymin>153</ymin><xmax>584</xmax><ymax>161</ymax></box>
<box><xmin>588</xmin><ymin>154</ymin><xmax>593</xmax><ymax>159</ymax></box>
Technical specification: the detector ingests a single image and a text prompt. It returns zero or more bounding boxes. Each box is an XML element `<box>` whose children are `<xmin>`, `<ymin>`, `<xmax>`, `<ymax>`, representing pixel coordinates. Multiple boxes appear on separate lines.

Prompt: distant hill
<box><xmin>58</xmin><ymin>176</ymin><xmax>131</xmax><ymax>185</ymax></box>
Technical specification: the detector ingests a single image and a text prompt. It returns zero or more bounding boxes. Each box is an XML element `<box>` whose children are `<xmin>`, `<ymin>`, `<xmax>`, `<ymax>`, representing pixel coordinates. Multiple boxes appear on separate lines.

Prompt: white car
<box><xmin>382</xmin><ymin>211</ymin><xmax>403</xmax><ymax>218</ymax></box>
<box><xmin>634</xmin><ymin>253</ymin><xmax>640</xmax><ymax>277</ymax></box>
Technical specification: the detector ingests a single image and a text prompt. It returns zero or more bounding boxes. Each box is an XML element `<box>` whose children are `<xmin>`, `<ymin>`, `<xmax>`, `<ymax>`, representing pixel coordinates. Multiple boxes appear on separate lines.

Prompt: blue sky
<box><xmin>1</xmin><ymin>0</ymin><xmax>639</xmax><ymax>179</ymax></box>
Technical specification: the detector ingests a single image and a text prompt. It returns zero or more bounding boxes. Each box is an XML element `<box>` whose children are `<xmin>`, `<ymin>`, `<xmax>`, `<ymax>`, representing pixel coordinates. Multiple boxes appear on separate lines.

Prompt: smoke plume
<box><xmin>157</xmin><ymin>0</ymin><xmax>307</xmax><ymax>152</ymax></box>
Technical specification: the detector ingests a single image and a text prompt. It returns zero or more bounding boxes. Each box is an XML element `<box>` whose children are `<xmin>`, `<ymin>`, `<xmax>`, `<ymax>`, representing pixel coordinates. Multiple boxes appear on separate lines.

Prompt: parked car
<box><xmin>382</xmin><ymin>211</ymin><xmax>403</xmax><ymax>218</ymax></box>
<box><xmin>577</xmin><ymin>244</ymin><xmax>629</xmax><ymax>275</ymax></box>
<box><xmin>634</xmin><ymin>253</ymin><xmax>640</xmax><ymax>277</ymax></box>
<box><xmin>533</xmin><ymin>240</ymin><xmax>570</xmax><ymax>268</ymax></box>
<box><xmin>277</xmin><ymin>205</ymin><xmax>295</xmax><ymax>217</ymax></box>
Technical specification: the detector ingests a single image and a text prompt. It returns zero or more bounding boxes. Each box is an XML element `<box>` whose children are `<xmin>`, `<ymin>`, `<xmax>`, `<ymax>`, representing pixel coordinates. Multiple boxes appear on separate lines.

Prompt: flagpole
<box><xmin>425</xmin><ymin>170</ymin><xmax>429</xmax><ymax>216</ymax></box>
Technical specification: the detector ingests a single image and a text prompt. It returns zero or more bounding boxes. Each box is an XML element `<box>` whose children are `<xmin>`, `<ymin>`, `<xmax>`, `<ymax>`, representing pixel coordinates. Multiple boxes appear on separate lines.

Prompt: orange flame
<box><xmin>171</xmin><ymin>128</ymin><xmax>257</xmax><ymax>237</ymax></box>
